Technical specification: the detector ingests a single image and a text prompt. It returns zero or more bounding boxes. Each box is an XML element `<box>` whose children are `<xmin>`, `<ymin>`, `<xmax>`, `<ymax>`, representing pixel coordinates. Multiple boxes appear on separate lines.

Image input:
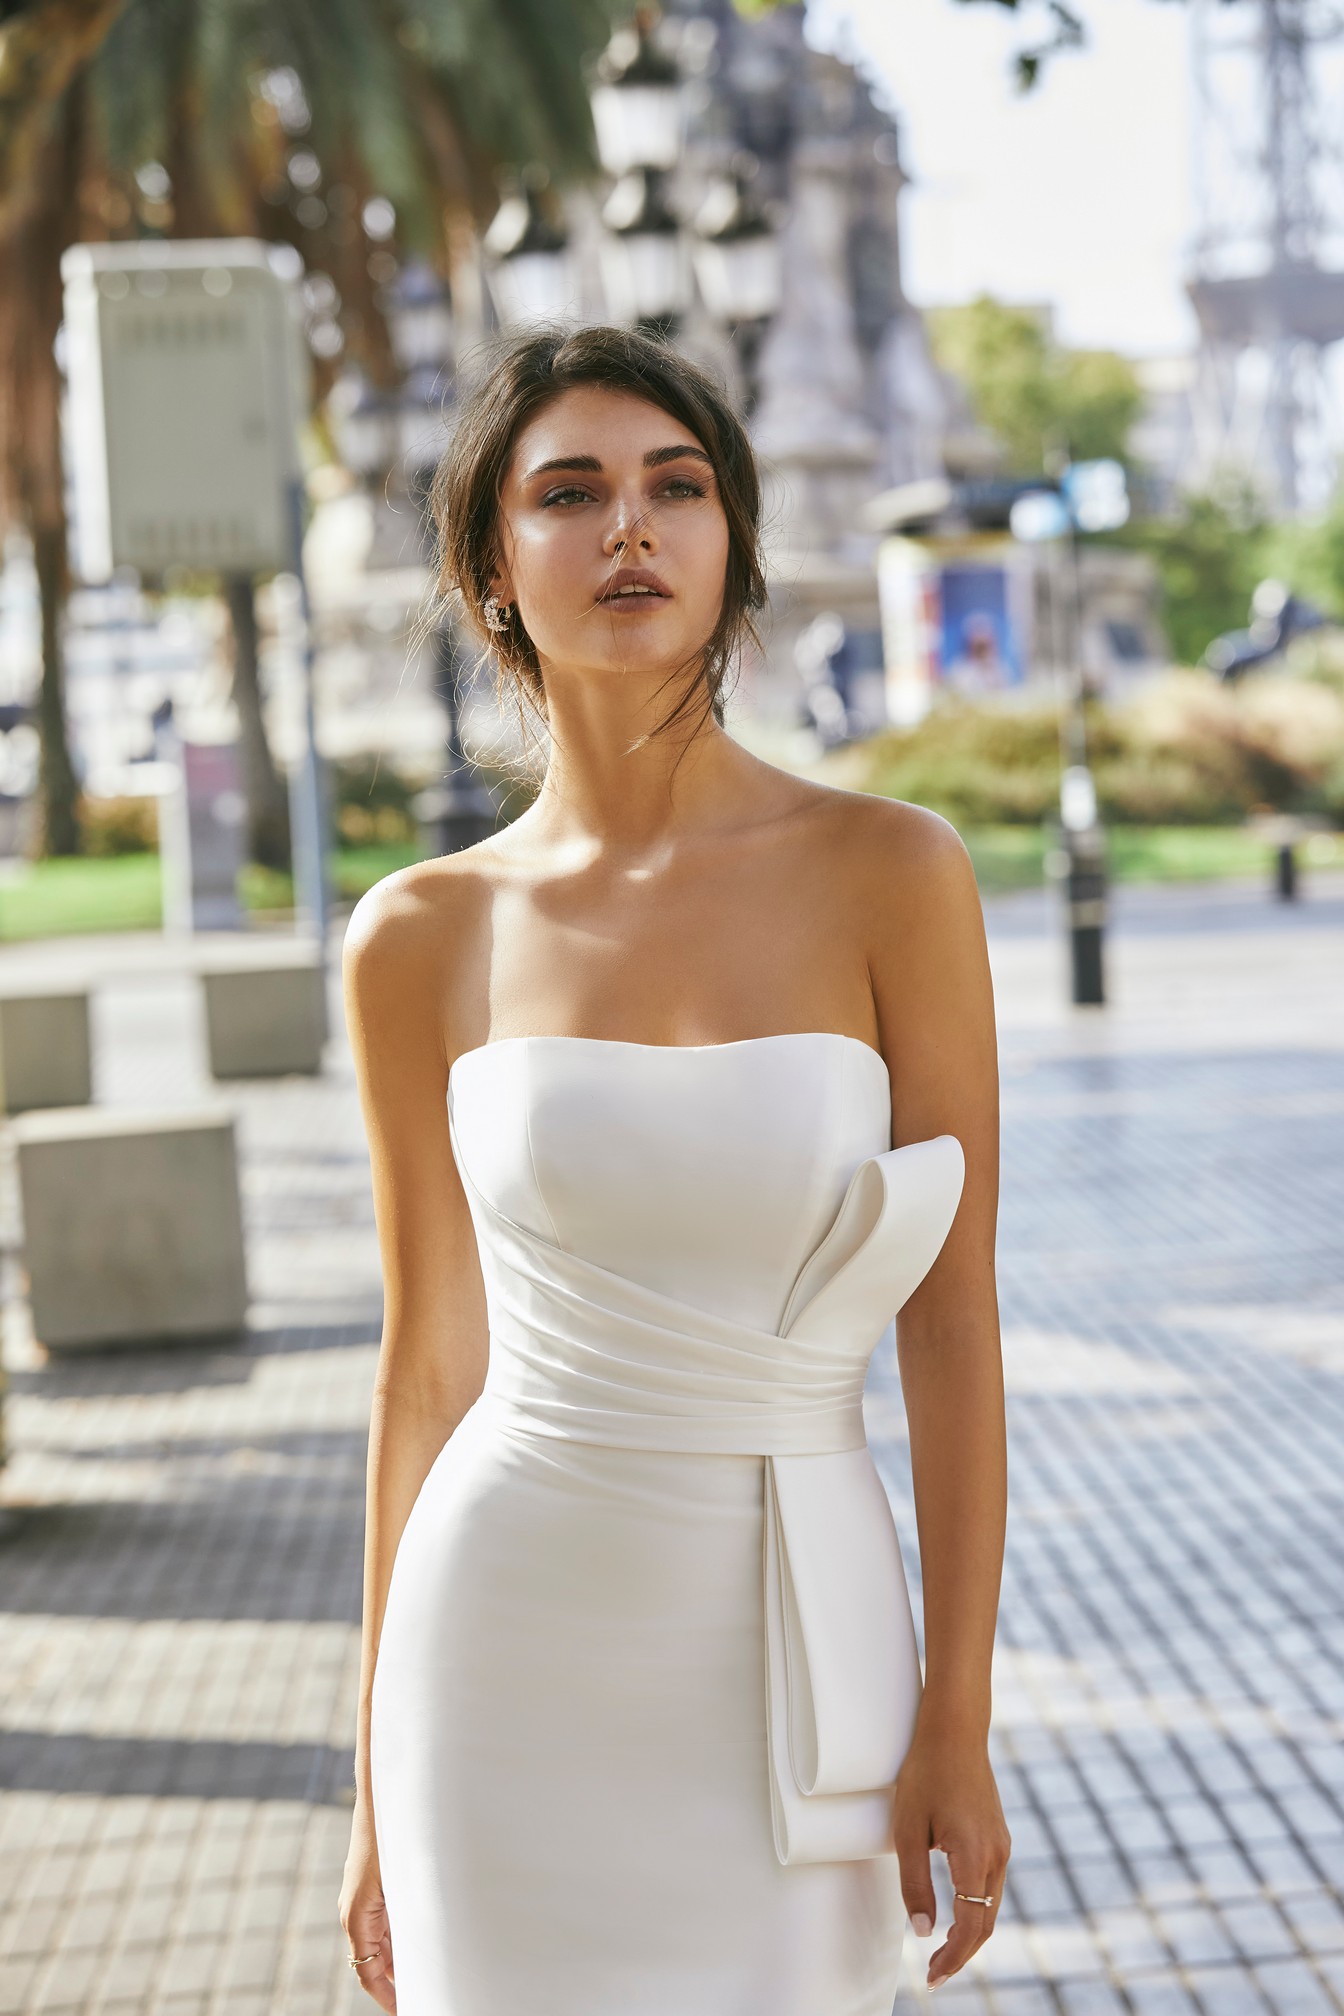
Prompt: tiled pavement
<box><xmin>0</xmin><ymin>875</ymin><xmax>1341</xmax><ymax>2015</ymax></box>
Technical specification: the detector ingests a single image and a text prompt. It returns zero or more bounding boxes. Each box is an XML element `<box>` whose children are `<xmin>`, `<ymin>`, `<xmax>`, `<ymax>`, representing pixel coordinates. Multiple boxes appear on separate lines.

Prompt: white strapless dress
<box><xmin>370</xmin><ymin>1032</ymin><xmax>964</xmax><ymax>2016</ymax></box>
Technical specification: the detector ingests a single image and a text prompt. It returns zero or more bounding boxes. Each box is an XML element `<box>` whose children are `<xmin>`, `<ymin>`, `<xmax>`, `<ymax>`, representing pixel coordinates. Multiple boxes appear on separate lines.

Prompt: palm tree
<box><xmin>0</xmin><ymin>0</ymin><xmax>619</xmax><ymax>857</ymax></box>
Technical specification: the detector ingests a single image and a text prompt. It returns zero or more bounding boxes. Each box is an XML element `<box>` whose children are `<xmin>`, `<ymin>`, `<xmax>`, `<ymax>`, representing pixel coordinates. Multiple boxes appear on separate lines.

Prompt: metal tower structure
<box><xmin>1185</xmin><ymin>0</ymin><xmax>1344</xmax><ymax>512</ymax></box>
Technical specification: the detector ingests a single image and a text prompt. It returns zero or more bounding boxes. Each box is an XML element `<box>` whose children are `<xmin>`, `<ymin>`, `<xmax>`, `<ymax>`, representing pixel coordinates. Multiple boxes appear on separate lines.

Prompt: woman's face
<box><xmin>493</xmin><ymin>385</ymin><xmax>731</xmax><ymax>694</ymax></box>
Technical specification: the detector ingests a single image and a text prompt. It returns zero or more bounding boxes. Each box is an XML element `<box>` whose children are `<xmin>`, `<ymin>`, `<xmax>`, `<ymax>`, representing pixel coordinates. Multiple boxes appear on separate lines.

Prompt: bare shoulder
<box><xmin>341</xmin><ymin>842</ymin><xmax>497</xmax><ymax>1053</ymax></box>
<box><xmin>342</xmin><ymin>846</ymin><xmax>488</xmax><ymax>977</ymax></box>
<box><xmin>790</xmin><ymin>777</ymin><xmax>981</xmax><ymax>946</ymax></box>
<box><xmin>807</xmin><ymin>786</ymin><xmax>997</xmax><ymax>1142</ymax></box>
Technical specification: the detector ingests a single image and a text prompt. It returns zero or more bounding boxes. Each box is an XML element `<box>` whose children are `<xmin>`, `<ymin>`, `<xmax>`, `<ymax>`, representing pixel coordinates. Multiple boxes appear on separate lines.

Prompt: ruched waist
<box><xmin>479</xmin><ymin>1343</ymin><xmax>869</xmax><ymax>1455</ymax></box>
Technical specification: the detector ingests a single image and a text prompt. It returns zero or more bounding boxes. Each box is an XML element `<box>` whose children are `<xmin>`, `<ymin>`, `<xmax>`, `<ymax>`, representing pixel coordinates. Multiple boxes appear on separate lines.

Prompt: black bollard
<box><xmin>1275</xmin><ymin>840</ymin><xmax>1298</xmax><ymax>901</ymax></box>
<box><xmin>1065</xmin><ymin>826</ymin><xmax>1107</xmax><ymax>1006</ymax></box>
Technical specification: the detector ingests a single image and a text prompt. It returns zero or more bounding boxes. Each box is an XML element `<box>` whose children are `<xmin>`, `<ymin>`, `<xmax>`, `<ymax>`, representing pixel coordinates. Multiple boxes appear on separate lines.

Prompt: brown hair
<box><xmin>425</xmin><ymin>323</ymin><xmax>767</xmax><ymax>766</ymax></box>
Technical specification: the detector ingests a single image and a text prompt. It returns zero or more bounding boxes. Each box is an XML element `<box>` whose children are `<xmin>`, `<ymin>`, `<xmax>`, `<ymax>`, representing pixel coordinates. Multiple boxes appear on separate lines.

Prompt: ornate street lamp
<box><xmin>600</xmin><ymin>166</ymin><xmax>687</xmax><ymax>337</ymax></box>
<box><xmin>589</xmin><ymin>9</ymin><xmax>688</xmax><ymax>337</ymax></box>
<box><xmin>385</xmin><ymin>258</ymin><xmax>455</xmax><ymax>372</ymax></box>
<box><xmin>484</xmin><ymin>176</ymin><xmax>574</xmax><ymax>326</ymax></box>
<box><xmin>690</xmin><ymin>157</ymin><xmax>782</xmax><ymax>413</ymax></box>
<box><xmin>329</xmin><ymin>370</ymin><xmax>400</xmax><ymax>481</ymax></box>
<box><xmin>398</xmin><ymin>362</ymin><xmax>452</xmax><ymax>479</ymax></box>
<box><xmin>590</xmin><ymin>12</ymin><xmax>684</xmax><ymax>176</ymax></box>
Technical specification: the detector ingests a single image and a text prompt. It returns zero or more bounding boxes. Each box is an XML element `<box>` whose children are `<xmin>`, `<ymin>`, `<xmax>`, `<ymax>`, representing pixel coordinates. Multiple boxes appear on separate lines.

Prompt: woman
<box><xmin>339</xmin><ymin>324</ymin><xmax>1010</xmax><ymax>2015</ymax></box>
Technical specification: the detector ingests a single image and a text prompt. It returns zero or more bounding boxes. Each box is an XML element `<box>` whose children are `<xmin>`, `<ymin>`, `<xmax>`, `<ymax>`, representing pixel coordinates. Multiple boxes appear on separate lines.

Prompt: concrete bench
<box><xmin>0</xmin><ymin>990</ymin><xmax>92</xmax><ymax>1112</ymax></box>
<box><xmin>15</xmin><ymin>1105</ymin><xmax>247</xmax><ymax>1350</ymax></box>
<box><xmin>200</xmin><ymin>955</ymin><xmax>327</xmax><ymax>1080</ymax></box>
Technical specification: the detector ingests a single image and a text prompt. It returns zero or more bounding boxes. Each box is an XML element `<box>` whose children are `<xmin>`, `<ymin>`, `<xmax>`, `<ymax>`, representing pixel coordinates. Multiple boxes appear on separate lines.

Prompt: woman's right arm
<box><xmin>337</xmin><ymin>871</ymin><xmax>490</xmax><ymax>2010</ymax></box>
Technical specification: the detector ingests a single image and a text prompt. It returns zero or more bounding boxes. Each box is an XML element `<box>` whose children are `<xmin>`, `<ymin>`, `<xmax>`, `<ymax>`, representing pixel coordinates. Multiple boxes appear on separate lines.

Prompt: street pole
<box><xmin>427</xmin><ymin>621</ymin><xmax>500</xmax><ymax>855</ymax></box>
<box><xmin>1012</xmin><ymin>461</ymin><xmax>1126</xmax><ymax>1010</ymax></box>
<box><xmin>1061</xmin><ymin>513</ymin><xmax>1106</xmax><ymax>1006</ymax></box>
<box><xmin>284</xmin><ymin>477</ymin><xmax>330</xmax><ymax>1010</ymax></box>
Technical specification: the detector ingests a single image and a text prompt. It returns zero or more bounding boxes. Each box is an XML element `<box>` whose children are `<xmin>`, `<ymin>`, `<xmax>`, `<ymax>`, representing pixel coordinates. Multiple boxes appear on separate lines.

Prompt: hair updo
<box><xmin>426</xmin><ymin>323</ymin><xmax>768</xmax><ymax>756</ymax></box>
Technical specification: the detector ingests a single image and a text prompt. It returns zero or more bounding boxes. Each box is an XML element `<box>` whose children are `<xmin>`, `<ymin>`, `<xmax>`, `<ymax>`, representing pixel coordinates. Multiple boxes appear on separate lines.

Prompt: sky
<box><xmin>804</xmin><ymin>0</ymin><xmax>1198</xmax><ymax>359</ymax></box>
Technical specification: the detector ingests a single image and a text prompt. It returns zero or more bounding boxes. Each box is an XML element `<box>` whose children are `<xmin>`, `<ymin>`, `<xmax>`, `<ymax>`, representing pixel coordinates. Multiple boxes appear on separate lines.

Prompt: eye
<box><xmin>541</xmin><ymin>485</ymin><xmax>595</xmax><ymax>508</ymax></box>
<box><xmin>661</xmin><ymin>476</ymin><xmax>707</xmax><ymax>499</ymax></box>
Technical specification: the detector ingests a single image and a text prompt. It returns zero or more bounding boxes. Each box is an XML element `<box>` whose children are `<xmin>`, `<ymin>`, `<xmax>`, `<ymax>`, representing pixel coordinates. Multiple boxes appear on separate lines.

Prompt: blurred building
<box><xmin>678</xmin><ymin>1</ymin><xmax>949</xmax><ymax>726</ymax></box>
<box><xmin>1128</xmin><ymin>354</ymin><xmax>1199</xmax><ymax>517</ymax></box>
<box><xmin>338</xmin><ymin>1</ymin><xmax>952</xmax><ymax>742</ymax></box>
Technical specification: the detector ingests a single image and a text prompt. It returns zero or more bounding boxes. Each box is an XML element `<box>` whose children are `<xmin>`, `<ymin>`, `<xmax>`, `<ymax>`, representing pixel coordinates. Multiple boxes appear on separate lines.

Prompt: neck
<box><xmin>525</xmin><ymin>660</ymin><xmax>742</xmax><ymax>854</ymax></box>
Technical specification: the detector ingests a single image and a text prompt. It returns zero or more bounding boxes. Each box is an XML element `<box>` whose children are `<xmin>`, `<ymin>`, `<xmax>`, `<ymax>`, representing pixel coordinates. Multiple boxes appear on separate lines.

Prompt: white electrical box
<box><xmin>61</xmin><ymin>239</ymin><xmax>309</xmax><ymax>581</ymax></box>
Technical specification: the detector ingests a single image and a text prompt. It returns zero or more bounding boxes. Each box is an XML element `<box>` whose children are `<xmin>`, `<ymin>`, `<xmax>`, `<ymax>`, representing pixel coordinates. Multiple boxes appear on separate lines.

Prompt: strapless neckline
<box><xmin>449</xmin><ymin>1029</ymin><xmax>890</xmax><ymax>1085</ymax></box>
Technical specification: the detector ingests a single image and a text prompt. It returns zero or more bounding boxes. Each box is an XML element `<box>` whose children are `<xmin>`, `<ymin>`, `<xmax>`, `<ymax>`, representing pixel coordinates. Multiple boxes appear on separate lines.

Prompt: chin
<box><xmin>544</xmin><ymin>633</ymin><xmax>712</xmax><ymax>685</ymax></box>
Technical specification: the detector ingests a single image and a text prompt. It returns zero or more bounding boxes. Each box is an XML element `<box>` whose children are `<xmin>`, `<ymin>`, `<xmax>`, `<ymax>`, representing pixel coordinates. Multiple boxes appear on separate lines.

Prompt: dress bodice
<box><xmin>447</xmin><ymin>1032</ymin><xmax>892</xmax><ymax>1334</ymax></box>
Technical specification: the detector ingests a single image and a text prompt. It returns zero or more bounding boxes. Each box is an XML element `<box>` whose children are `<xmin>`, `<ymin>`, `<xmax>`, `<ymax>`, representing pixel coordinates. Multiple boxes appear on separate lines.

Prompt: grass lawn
<box><xmin>962</xmin><ymin>823</ymin><xmax>1344</xmax><ymax>895</ymax></box>
<box><xmin>0</xmin><ymin>853</ymin><xmax>165</xmax><ymax>940</ymax></box>
<box><xmin>1</xmin><ymin>828</ymin><xmax>1339</xmax><ymax>941</ymax></box>
<box><xmin>237</xmin><ymin>844</ymin><xmax>423</xmax><ymax>916</ymax></box>
<box><xmin>0</xmin><ymin>844</ymin><xmax>422</xmax><ymax>942</ymax></box>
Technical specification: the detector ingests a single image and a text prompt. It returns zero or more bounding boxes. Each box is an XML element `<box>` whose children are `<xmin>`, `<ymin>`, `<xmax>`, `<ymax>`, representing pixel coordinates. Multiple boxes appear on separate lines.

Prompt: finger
<box><xmin>928</xmin><ymin>1872</ymin><xmax>1002</xmax><ymax>1986</ymax></box>
<box><xmin>352</xmin><ymin>1951</ymin><xmax>395</xmax><ymax>2012</ymax></box>
<box><xmin>893</xmin><ymin>1824</ymin><xmax>937</xmax><ymax>1939</ymax></box>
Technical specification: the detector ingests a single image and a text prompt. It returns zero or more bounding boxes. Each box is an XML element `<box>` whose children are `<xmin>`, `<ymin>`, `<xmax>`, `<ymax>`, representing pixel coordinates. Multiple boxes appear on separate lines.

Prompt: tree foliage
<box><xmin>1265</xmin><ymin>491</ymin><xmax>1344</xmax><ymax>623</ymax></box>
<box><xmin>950</xmin><ymin>0</ymin><xmax>1086</xmax><ymax>91</ymax></box>
<box><xmin>0</xmin><ymin>0</ymin><xmax>621</xmax><ymax>855</ymax></box>
<box><xmin>1123</xmin><ymin>478</ymin><xmax>1270</xmax><ymax>668</ymax></box>
<box><xmin>926</xmin><ymin>293</ymin><xmax>1142</xmax><ymax>473</ymax></box>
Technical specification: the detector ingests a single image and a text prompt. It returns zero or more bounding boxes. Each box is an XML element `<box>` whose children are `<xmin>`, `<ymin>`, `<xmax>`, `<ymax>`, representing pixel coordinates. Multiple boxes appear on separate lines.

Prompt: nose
<box><xmin>602</xmin><ymin>491</ymin><xmax>657</xmax><ymax>558</ymax></box>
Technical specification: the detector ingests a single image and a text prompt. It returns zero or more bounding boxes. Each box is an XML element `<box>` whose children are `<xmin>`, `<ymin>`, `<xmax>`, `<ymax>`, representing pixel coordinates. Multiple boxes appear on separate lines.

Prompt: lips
<box><xmin>598</xmin><ymin>566</ymin><xmax>672</xmax><ymax>604</ymax></box>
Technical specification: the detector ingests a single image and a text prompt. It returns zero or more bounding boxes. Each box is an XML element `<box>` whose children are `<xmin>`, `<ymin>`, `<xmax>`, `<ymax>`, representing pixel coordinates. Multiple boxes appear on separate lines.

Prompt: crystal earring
<box><xmin>483</xmin><ymin>594</ymin><xmax>512</xmax><ymax>633</ymax></box>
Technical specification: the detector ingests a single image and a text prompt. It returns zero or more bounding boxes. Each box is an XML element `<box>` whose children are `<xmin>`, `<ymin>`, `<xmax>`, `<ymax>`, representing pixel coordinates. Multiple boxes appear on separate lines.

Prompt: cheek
<box><xmin>506</xmin><ymin>522</ymin><xmax>578</xmax><ymax>613</ymax></box>
<box><xmin>685</xmin><ymin>516</ymin><xmax>731</xmax><ymax>629</ymax></box>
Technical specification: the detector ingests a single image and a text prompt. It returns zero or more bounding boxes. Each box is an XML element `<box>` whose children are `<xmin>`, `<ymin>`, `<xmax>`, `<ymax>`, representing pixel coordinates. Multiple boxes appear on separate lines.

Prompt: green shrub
<box><xmin>861</xmin><ymin>700</ymin><xmax>1064</xmax><ymax>825</ymax></box>
<box><xmin>330</xmin><ymin>756</ymin><xmax>419</xmax><ymax>850</ymax></box>
<box><xmin>849</xmin><ymin>672</ymin><xmax>1344</xmax><ymax>826</ymax></box>
<box><xmin>78</xmin><ymin>795</ymin><xmax>159</xmax><ymax>856</ymax></box>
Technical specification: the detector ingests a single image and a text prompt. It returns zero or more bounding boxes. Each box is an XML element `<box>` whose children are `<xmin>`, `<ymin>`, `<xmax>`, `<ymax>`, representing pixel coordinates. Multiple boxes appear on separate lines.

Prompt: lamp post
<box><xmin>385</xmin><ymin>257</ymin><xmax>456</xmax><ymax>372</ymax></box>
<box><xmin>590</xmin><ymin>13</ymin><xmax>684</xmax><ymax>176</ymax></box>
<box><xmin>330</xmin><ymin>371</ymin><xmax>400</xmax><ymax>492</ymax></box>
<box><xmin>600</xmin><ymin>167</ymin><xmax>687</xmax><ymax>338</ymax></box>
<box><xmin>1010</xmin><ymin>464</ymin><xmax>1128</xmax><ymax>1009</ymax></box>
<box><xmin>591</xmin><ymin>11</ymin><xmax>689</xmax><ymax>339</ymax></box>
<box><xmin>332</xmin><ymin>275</ymin><xmax>495</xmax><ymax>858</ymax></box>
<box><xmin>484</xmin><ymin>176</ymin><xmax>574</xmax><ymax>326</ymax></box>
<box><xmin>690</xmin><ymin>157</ymin><xmax>782</xmax><ymax>414</ymax></box>
<box><xmin>417</xmin><ymin>619</ymin><xmax>500</xmax><ymax>858</ymax></box>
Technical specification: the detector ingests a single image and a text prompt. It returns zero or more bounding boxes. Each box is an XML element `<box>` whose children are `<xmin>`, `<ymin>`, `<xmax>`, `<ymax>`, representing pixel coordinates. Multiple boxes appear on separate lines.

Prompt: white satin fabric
<box><xmin>370</xmin><ymin>1033</ymin><xmax>964</xmax><ymax>2016</ymax></box>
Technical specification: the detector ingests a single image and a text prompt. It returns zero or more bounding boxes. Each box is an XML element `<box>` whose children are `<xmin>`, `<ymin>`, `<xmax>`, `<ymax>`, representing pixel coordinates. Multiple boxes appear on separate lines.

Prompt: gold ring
<box><xmin>954</xmin><ymin>1891</ymin><xmax>995</xmax><ymax>1907</ymax></box>
<box><xmin>348</xmin><ymin>1951</ymin><xmax>382</xmax><ymax>1968</ymax></box>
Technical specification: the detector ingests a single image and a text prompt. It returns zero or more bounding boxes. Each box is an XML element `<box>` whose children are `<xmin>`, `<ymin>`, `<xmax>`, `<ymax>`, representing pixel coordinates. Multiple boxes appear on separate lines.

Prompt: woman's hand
<box><xmin>339</xmin><ymin>1799</ymin><xmax>396</xmax><ymax>2011</ymax></box>
<box><xmin>892</xmin><ymin>1725</ymin><xmax>1012</xmax><ymax>1990</ymax></box>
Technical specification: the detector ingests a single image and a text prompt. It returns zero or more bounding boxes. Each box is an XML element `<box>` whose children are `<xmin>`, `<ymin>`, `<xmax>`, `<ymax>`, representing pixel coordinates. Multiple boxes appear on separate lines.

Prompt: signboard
<box><xmin>877</xmin><ymin>538</ymin><xmax>941</xmax><ymax>726</ymax></box>
<box><xmin>878</xmin><ymin>536</ymin><xmax>1030</xmax><ymax>722</ymax></box>
<box><xmin>61</xmin><ymin>240</ymin><xmax>309</xmax><ymax>580</ymax></box>
<box><xmin>158</xmin><ymin>738</ymin><xmax>247</xmax><ymax>932</ymax></box>
<box><xmin>940</xmin><ymin>563</ymin><xmax>1024</xmax><ymax>693</ymax></box>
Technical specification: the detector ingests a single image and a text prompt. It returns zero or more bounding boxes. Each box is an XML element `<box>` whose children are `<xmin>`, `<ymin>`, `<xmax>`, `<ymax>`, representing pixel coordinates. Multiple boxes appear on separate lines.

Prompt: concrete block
<box><xmin>201</xmin><ymin>960</ymin><xmax>326</xmax><ymax>1079</ymax></box>
<box><xmin>0</xmin><ymin>991</ymin><xmax>92</xmax><ymax>1112</ymax></box>
<box><xmin>15</xmin><ymin>1105</ymin><xmax>247</xmax><ymax>1349</ymax></box>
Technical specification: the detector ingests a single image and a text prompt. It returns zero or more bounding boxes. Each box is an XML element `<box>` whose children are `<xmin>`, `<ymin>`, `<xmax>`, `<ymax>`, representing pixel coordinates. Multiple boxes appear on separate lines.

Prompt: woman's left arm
<box><xmin>861</xmin><ymin>799</ymin><xmax>1011</xmax><ymax>1991</ymax></box>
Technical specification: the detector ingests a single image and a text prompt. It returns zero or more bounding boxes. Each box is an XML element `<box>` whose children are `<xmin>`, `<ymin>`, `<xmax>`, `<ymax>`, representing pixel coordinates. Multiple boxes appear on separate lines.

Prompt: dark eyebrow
<box><xmin>522</xmin><ymin>444</ymin><xmax>713</xmax><ymax>482</ymax></box>
<box><xmin>643</xmin><ymin>444</ymin><xmax>713</xmax><ymax>470</ymax></box>
<box><xmin>524</xmin><ymin>453</ymin><xmax>603</xmax><ymax>479</ymax></box>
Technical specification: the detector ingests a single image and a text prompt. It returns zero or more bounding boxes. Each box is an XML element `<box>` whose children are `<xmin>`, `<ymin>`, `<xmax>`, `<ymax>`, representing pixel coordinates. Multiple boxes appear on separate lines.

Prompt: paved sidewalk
<box><xmin>0</xmin><ymin>876</ymin><xmax>1340</xmax><ymax>2016</ymax></box>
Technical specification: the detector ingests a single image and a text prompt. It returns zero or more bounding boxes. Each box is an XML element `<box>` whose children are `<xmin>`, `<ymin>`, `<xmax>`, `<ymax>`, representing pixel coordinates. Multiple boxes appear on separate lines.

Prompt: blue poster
<box><xmin>938</xmin><ymin>564</ymin><xmax>1023</xmax><ymax>692</ymax></box>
